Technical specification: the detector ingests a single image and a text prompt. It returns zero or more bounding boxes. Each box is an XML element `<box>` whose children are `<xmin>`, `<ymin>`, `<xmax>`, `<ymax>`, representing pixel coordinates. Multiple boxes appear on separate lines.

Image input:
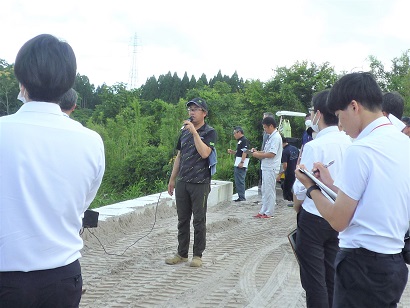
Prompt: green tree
<box><xmin>158</xmin><ymin>72</ymin><xmax>174</xmax><ymax>103</ymax></box>
<box><xmin>140</xmin><ymin>76</ymin><xmax>159</xmax><ymax>101</ymax></box>
<box><xmin>0</xmin><ymin>60</ymin><xmax>19</xmax><ymax>116</ymax></box>
<box><xmin>388</xmin><ymin>50</ymin><xmax>410</xmax><ymax>94</ymax></box>
<box><xmin>196</xmin><ymin>73</ymin><xmax>208</xmax><ymax>88</ymax></box>
<box><xmin>91</xmin><ymin>83</ymin><xmax>137</xmax><ymax>123</ymax></box>
<box><xmin>74</xmin><ymin>73</ymin><xmax>96</xmax><ymax>109</ymax></box>
<box><xmin>169</xmin><ymin>72</ymin><xmax>182</xmax><ymax>104</ymax></box>
<box><xmin>189</xmin><ymin>75</ymin><xmax>197</xmax><ymax>89</ymax></box>
<box><xmin>180</xmin><ymin>72</ymin><xmax>190</xmax><ymax>98</ymax></box>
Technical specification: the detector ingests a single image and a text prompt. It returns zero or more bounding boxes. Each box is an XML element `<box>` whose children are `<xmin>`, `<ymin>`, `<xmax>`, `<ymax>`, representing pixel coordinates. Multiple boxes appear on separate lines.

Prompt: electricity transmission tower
<box><xmin>129</xmin><ymin>33</ymin><xmax>139</xmax><ymax>89</ymax></box>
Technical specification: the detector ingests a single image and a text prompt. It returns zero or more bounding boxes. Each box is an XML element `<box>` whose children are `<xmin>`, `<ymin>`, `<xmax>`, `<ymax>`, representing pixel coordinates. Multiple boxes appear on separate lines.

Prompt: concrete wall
<box><xmin>96</xmin><ymin>180</ymin><xmax>233</xmax><ymax>221</ymax></box>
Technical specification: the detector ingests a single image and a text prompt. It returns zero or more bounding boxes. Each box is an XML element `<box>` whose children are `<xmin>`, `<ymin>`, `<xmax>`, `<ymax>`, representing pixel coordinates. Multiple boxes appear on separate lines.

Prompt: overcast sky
<box><xmin>1</xmin><ymin>0</ymin><xmax>409</xmax><ymax>88</ymax></box>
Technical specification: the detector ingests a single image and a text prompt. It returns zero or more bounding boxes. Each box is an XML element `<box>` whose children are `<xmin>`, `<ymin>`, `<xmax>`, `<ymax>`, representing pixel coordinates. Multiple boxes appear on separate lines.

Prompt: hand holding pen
<box><xmin>312</xmin><ymin>161</ymin><xmax>335</xmax><ymax>188</ymax></box>
<box><xmin>313</xmin><ymin>160</ymin><xmax>334</xmax><ymax>174</ymax></box>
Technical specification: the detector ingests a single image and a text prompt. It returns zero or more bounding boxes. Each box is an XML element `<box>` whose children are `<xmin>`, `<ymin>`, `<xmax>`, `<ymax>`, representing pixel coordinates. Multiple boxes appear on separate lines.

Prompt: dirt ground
<box><xmin>79</xmin><ymin>189</ymin><xmax>410</xmax><ymax>308</ymax></box>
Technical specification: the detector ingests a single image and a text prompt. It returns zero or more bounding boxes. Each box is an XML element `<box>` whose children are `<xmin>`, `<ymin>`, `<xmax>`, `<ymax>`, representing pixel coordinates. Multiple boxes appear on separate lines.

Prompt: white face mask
<box><xmin>305</xmin><ymin>120</ymin><xmax>312</xmax><ymax>128</ymax></box>
<box><xmin>17</xmin><ymin>87</ymin><xmax>27</xmax><ymax>104</ymax></box>
<box><xmin>310</xmin><ymin>112</ymin><xmax>321</xmax><ymax>133</ymax></box>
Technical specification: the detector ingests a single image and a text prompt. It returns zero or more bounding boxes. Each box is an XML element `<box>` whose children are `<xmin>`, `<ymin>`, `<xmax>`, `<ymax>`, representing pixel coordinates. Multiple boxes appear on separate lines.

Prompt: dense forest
<box><xmin>1</xmin><ymin>52</ymin><xmax>410</xmax><ymax>208</ymax></box>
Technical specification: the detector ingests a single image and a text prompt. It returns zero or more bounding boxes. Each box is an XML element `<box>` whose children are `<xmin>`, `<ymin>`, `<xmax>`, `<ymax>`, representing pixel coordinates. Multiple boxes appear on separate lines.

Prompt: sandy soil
<box><xmin>79</xmin><ymin>189</ymin><xmax>410</xmax><ymax>308</ymax></box>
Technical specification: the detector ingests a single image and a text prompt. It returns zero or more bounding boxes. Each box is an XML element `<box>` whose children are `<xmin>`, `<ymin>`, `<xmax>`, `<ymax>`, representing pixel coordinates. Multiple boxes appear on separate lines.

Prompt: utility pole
<box><xmin>129</xmin><ymin>33</ymin><xmax>139</xmax><ymax>90</ymax></box>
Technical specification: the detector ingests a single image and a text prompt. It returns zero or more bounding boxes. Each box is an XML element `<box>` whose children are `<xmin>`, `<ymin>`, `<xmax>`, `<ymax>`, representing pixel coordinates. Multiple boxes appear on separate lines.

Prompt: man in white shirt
<box><xmin>296</xmin><ymin>72</ymin><xmax>410</xmax><ymax>307</ymax></box>
<box><xmin>0</xmin><ymin>34</ymin><xmax>105</xmax><ymax>307</ymax></box>
<box><xmin>293</xmin><ymin>90</ymin><xmax>351</xmax><ymax>308</ymax></box>
<box><xmin>252</xmin><ymin>116</ymin><xmax>282</xmax><ymax>218</ymax></box>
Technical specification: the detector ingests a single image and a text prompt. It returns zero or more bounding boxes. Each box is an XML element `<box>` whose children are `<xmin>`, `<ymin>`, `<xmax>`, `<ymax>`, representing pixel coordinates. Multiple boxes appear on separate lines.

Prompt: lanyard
<box><xmin>370</xmin><ymin>123</ymin><xmax>392</xmax><ymax>133</ymax></box>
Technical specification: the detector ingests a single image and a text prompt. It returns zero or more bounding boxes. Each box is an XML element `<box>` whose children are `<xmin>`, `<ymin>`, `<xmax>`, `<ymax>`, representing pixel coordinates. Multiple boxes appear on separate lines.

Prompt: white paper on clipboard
<box><xmin>298</xmin><ymin>168</ymin><xmax>337</xmax><ymax>203</ymax></box>
<box><xmin>234</xmin><ymin>157</ymin><xmax>250</xmax><ymax>168</ymax></box>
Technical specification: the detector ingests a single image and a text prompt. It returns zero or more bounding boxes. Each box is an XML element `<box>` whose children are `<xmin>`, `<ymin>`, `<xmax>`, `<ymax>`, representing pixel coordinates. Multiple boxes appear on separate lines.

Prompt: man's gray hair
<box><xmin>59</xmin><ymin>88</ymin><xmax>78</xmax><ymax>111</ymax></box>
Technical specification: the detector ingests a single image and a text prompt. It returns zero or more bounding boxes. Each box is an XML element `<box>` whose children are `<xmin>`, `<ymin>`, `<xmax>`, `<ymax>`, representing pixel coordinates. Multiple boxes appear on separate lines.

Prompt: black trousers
<box><xmin>333</xmin><ymin>248</ymin><xmax>408</xmax><ymax>307</ymax></box>
<box><xmin>281</xmin><ymin>176</ymin><xmax>295</xmax><ymax>202</ymax></box>
<box><xmin>0</xmin><ymin>260</ymin><xmax>82</xmax><ymax>308</ymax></box>
<box><xmin>296</xmin><ymin>208</ymin><xmax>339</xmax><ymax>308</ymax></box>
<box><xmin>175</xmin><ymin>181</ymin><xmax>210</xmax><ymax>258</ymax></box>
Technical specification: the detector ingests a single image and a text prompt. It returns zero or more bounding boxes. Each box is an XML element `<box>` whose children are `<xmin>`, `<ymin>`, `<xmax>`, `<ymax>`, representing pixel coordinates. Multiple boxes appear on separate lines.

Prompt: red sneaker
<box><xmin>261</xmin><ymin>214</ymin><xmax>272</xmax><ymax>218</ymax></box>
<box><xmin>253</xmin><ymin>213</ymin><xmax>263</xmax><ymax>218</ymax></box>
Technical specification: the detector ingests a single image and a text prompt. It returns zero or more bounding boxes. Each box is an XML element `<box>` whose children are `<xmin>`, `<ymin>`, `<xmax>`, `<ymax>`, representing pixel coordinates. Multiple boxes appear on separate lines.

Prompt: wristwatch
<box><xmin>306</xmin><ymin>184</ymin><xmax>320</xmax><ymax>199</ymax></box>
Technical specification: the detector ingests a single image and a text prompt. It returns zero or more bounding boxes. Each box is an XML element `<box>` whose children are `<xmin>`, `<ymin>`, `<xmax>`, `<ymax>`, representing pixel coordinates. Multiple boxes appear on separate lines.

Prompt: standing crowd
<box><xmin>0</xmin><ymin>34</ymin><xmax>409</xmax><ymax>308</ymax></box>
<box><xmin>226</xmin><ymin>73</ymin><xmax>410</xmax><ymax>308</ymax></box>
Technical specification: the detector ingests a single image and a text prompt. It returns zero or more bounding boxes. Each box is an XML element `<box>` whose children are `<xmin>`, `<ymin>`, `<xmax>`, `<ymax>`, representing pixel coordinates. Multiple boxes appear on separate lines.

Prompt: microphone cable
<box><xmin>83</xmin><ymin>116</ymin><xmax>184</xmax><ymax>257</ymax></box>
<box><xmin>82</xmin><ymin>192</ymin><xmax>162</xmax><ymax>257</ymax></box>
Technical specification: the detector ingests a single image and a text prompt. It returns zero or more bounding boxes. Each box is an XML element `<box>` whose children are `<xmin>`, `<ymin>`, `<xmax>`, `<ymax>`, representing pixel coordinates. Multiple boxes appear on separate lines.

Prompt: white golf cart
<box><xmin>276</xmin><ymin>110</ymin><xmax>306</xmax><ymax>139</ymax></box>
<box><xmin>276</xmin><ymin>111</ymin><xmax>307</xmax><ymax>182</ymax></box>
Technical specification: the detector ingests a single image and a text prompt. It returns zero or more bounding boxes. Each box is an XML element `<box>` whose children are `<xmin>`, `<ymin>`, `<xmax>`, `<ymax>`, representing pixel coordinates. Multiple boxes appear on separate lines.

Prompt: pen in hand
<box><xmin>313</xmin><ymin>160</ymin><xmax>335</xmax><ymax>174</ymax></box>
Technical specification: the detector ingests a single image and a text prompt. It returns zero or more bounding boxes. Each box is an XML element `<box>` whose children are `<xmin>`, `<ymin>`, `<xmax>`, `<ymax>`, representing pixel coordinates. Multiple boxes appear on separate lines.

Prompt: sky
<box><xmin>1</xmin><ymin>0</ymin><xmax>409</xmax><ymax>89</ymax></box>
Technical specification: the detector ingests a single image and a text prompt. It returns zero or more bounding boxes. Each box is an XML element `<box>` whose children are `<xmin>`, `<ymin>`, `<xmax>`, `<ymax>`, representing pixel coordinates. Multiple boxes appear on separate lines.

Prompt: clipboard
<box><xmin>234</xmin><ymin>157</ymin><xmax>250</xmax><ymax>168</ymax></box>
<box><xmin>287</xmin><ymin>228</ymin><xmax>299</xmax><ymax>264</ymax></box>
<box><xmin>298</xmin><ymin>168</ymin><xmax>337</xmax><ymax>202</ymax></box>
<box><xmin>241</xmin><ymin>148</ymin><xmax>253</xmax><ymax>155</ymax></box>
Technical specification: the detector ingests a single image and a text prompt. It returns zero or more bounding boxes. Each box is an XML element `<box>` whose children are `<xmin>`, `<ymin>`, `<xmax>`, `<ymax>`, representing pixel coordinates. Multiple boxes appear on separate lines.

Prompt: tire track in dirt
<box><xmin>79</xmin><ymin>192</ymin><xmax>410</xmax><ymax>307</ymax></box>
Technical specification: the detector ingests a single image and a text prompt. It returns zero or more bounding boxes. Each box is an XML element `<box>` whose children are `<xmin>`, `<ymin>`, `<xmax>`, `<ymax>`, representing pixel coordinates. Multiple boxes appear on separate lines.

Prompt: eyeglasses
<box><xmin>187</xmin><ymin>108</ymin><xmax>202</xmax><ymax>112</ymax></box>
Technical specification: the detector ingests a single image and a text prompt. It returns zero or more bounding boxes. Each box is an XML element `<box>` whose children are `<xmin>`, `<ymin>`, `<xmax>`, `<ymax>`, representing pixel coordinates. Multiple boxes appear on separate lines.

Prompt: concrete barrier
<box><xmin>96</xmin><ymin>180</ymin><xmax>233</xmax><ymax>221</ymax></box>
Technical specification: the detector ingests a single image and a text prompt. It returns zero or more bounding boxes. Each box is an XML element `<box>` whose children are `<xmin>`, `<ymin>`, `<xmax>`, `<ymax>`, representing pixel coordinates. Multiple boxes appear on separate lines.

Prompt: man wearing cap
<box><xmin>166</xmin><ymin>98</ymin><xmax>217</xmax><ymax>267</ymax></box>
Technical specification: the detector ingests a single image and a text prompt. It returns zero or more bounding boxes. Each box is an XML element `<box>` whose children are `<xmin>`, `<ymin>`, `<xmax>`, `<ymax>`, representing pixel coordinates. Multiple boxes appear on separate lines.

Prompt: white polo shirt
<box><xmin>0</xmin><ymin>102</ymin><xmax>105</xmax><ymax>271</ymax></box>
<box><xmin>261</xmin><ymin>130</ymin><xmax>282</xmax><ymax>172</ymax></box>
<box><xmin>335</xmin><ymin>117</ymin><xmax>410</xmax><ymax>254</ymax></box>
<box><xmin>293</xmin><ymin>126</ymin><xmax>352</xmax><ymax>216</ymax></box>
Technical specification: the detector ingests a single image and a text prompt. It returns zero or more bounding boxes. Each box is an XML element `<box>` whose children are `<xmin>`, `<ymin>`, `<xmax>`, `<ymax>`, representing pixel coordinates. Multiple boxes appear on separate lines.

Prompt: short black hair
<box><xmin>311</xmin><ymin>90</ymin><xmax>338</xmax><ymax>126</ymax></box>
<box><xmin>382</xmin><ymin>92</ymin><xmax>404</xmax><ymax>119</ymax></box>
<box><xmin>327</xmin><ymin>72</ymin><xmax>382</xmax><ymax>114</ymax></box>
<box><xmin>262</xmin><ymin>116</ymin><xmax>277</xmax><ymax>127</ymax></box>
<box><xmin>14</xmin><ymin>34</ymin><xmax>77</xmax><ymax>102</ymax></box>
<box><xmin>59</xmin><ymin>88</ymin><xmax>78</xmax><ymax>111</ymax></box>
<box><xmin>233</xmin><ymin>126</ymin><xmax>244</xmax><ymax>134</ymax></box>
<box><xmin>402</xmin><ymin>116</ymin><xmax>410</xmax><ymax>127</ymax></box>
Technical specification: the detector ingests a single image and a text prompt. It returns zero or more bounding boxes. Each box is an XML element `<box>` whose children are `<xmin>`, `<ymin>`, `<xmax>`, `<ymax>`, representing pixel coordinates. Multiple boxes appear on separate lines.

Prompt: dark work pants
<box><xmin>281</xmin><ymin>175</ymin><xmax>295</xmax><ymax>202</ymax></box>
<box><xmin>333</xmin><ymin>249</ymin><xmax>408</xmax><ymax>308</ymax></box>
<box><xmin>175</xmin><ymin>181</ymin><xmax>210</xmax><ymax>258</ymax></box>
<box><xmin>0</xmin><ymin>260</ymin><xmax>82</xmax><ymax>308</ymax></box>
<box><xmin>234</xmin><ymin>166</ymin><xmax>247</xmax><ymax>200</ymax></box>
<box><xmin>296</xmin><ymin>208</ymin><xmax>339</xmax><ymax>308</ymax></box>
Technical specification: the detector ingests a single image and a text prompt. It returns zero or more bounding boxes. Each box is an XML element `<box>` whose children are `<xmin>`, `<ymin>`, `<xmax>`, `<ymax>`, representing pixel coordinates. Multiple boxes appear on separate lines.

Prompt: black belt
<box><xmin>340</xmin><ymin>247</ymin><xmax>401</xmax><ymax>258</ymax></box>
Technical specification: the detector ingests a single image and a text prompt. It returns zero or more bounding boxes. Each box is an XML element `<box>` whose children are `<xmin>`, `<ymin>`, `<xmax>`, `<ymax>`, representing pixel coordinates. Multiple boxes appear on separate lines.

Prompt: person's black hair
<box><xmin>281</xmin><ymin>134</ymin><xmax>288</xmax><ymax>143</ymax></box>
<box><xmin>327</xmin><ymin>72</ymin><xmax>382</xmax><ymax>114</ymax></box>
<box><xmin>382</xmin><ymin>91</ymin><xmax>404</xmax><ymax>119</ymax></box>
<box><xmin>59</xmin><ymin>88</ymin><xmax>78</xmax><ymax>111</ymax></box>
<box><xmin>234</xmin><ymin>126</ymin><xmax>244</xmax><ymax>134</ymax></box>
<box><xmin>262</xmin><ymin>116</ymin><xmax>277</xmax><ymax>127</ymax></box>
<box><xmin>402</xmin><ymin>116</ymin><xmax>410</xmax><ymax>127</ymax></box>
<box><xmin>311</xmin><ymin>90</ymin><xmax>338</xmax><ymax>126</ymax></box>
<box><xmin>14</xmin><ymin>34</ymin><xmax>77</xmax><ymax>102</ymax></box>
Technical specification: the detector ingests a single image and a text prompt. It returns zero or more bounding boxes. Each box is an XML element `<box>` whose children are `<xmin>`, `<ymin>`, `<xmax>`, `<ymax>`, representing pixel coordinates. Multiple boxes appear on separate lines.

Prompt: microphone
<box><xmin>181</xmin><ymin>117</ymin><xmax>193</xmax><ymax>130</ymax></box>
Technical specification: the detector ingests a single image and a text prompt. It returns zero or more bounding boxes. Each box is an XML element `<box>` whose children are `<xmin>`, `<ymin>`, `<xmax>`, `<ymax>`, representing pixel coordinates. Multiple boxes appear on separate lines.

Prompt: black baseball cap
<box><xmin>187</xmin><ymin>97</ymin><xmax>208</xmax><ymax>112</ymax></box>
